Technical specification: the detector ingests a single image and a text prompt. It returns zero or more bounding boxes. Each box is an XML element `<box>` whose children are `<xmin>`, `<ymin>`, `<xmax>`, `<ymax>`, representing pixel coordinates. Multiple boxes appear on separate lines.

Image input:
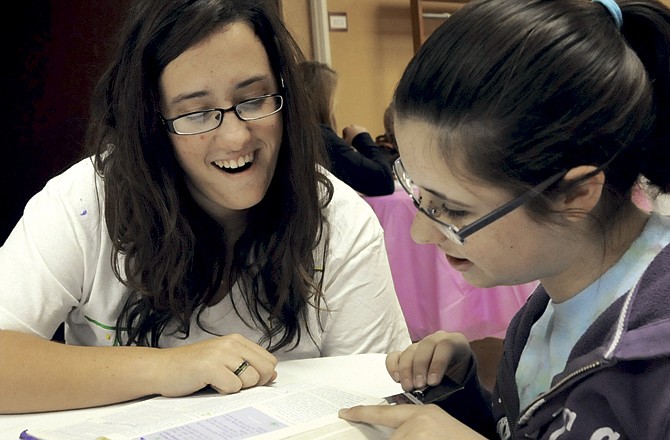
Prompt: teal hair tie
<box><xmin>593</xmin><ymin>0</ymin><xmax>623</xmax><ymax>29</ymax></box>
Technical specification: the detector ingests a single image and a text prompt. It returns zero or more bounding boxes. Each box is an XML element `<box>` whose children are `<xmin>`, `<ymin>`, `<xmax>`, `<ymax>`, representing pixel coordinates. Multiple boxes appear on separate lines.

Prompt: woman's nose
<box><xmin>213</xmin><ymin>113</ymin><xmax>252</xmax><ymax>150</ymax></box>
<box><xmin>410</xmin><ymin>211</ymin><xmax>445</xmax><ymax>245</ymax></box>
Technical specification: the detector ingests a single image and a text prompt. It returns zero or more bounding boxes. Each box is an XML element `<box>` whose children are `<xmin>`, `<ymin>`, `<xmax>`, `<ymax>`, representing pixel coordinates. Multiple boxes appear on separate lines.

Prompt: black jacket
<box><xmin>321</xmin><ymin>125</ymin><xmax>395</xmax><ymax>196</ymax></box>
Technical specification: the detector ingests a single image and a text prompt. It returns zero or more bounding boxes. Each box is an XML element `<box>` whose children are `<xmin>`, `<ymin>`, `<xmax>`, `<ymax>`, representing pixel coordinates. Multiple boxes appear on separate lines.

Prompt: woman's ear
<box><xmin>555</xmin><ymin>165</ymin><xmax>605</xmax><ymax>221</ymax></box>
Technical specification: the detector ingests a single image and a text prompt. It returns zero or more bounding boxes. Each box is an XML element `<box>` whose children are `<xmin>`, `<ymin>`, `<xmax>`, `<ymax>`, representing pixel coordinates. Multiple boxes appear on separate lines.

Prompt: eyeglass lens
<box><xmin>394</xmin><ymin>158</ymin><xmax>466</xmax><ymax>244</ymax></box>
<box><xmin>168</xmin><ymin>94</ymin><xmax>282</xmax><ymax>135</ymax></box>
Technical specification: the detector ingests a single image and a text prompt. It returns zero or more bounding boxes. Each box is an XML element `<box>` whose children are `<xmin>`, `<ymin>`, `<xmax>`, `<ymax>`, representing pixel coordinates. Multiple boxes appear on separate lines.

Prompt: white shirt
<box><xmin>0</xmin><ymin>158</ymin><xmax>411</xmax><ymax>359</ymax></box>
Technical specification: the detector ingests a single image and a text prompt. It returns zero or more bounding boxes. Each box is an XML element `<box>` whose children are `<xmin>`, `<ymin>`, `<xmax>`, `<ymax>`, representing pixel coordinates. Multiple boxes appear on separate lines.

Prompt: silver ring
<box><xmin>233</xmin><ymin>360</ymin><xmax>250</xmax><ymax>376</ymax></box>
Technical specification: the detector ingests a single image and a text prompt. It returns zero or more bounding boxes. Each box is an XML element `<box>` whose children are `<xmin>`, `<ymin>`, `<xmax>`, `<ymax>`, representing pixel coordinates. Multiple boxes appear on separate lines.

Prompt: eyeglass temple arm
<box><xmin>458</xmin><ymin>171</ymin><xmax>566</xmax><ymax>238</ymax></box>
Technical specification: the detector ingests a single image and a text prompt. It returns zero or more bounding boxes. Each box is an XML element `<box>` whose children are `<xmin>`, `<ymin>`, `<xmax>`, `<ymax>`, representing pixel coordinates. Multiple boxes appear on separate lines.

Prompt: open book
<box><xmin>2</xmin><ymin>353</ymin><xmax>401</xmax><ymax>440</ymax></box>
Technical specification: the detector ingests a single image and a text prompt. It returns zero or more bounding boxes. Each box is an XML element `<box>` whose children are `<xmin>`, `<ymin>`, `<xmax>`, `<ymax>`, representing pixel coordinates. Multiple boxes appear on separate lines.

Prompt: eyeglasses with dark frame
<box><xmin>394</xmin><ymin>158</ymin><xmax>566</xmax><ymax>245</ymax></box>
<box><xmin>161</xmin><ymin>93</ymin><xmax>283</xmax><ymax>135</ymax></box>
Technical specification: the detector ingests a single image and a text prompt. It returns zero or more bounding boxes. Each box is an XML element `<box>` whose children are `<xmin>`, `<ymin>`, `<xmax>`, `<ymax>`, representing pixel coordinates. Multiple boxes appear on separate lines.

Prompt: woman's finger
<box><xmin>339</xmin><ymin>404</ymin><xmax>423</xmax><ymax>428</ymax></box>
<box><xmin>386</xmin><ymin>351</ymin><xmax>403</xmax><ymax>383</ymax></box>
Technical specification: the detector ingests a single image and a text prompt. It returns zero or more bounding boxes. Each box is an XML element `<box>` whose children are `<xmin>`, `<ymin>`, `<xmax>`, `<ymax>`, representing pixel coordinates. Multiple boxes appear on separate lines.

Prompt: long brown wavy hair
<box><xmin>85</xmin><ymin>0</ymin><xmax>333</xmax><ymax>351</ymax></box>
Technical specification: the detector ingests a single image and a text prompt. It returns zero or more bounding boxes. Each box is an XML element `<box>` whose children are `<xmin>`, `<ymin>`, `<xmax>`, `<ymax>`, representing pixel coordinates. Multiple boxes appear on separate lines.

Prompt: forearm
<box><xmin>0</xmin><ymin>329</ymin><xmax>278</xmax><ymax>414</ymax></box>
<box><xmin>0</xmin><ymin>330</ymin><xmax>161</xmax><ymax>414</ymax></box>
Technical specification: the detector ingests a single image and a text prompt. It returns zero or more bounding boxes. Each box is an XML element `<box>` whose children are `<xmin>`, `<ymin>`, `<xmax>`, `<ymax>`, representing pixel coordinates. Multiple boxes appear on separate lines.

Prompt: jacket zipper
<box><xmin>512</xmin><ymin>280</ymin><xmax>638</xmax><ymax>436</ymax></box>
<box><xmin>517</xmin><ymin>360</ymin><xmax>603</xmax><ymax>432</ymax></box>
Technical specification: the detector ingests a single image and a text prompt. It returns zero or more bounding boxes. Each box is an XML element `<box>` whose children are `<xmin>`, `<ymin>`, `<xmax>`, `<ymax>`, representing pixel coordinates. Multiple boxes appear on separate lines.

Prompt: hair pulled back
<box><xmin>395</xmin><ymin>0</ymin><xmax>670</xmax><ymax>219</ymax></box>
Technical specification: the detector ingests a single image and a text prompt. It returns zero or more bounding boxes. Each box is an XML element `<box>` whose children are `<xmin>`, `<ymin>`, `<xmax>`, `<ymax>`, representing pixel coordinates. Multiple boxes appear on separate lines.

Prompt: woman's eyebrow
<box><xmin>236</xmin><ymin>74</ymin><xmax>272</xmax><ymax>90</ymax></box>
<box><xmin>168</xmin><ymin>74</ymin><xmax>273</xmax><ymax>106</ymax></box>
<box><xmin>422</xmin><ymin>186</ymin><xmax>471</xmax><ymax>208</ymax></box>
<box><xmin>169</xmin><ymin>90</ymin><xmax>211</xmax><ymax>106</ymax></box>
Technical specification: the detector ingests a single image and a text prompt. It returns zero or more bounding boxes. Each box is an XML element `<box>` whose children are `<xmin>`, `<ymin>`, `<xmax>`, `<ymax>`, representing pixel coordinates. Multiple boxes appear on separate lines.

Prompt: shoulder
<box><xmin>317</xmin><ymin>168</ymin><xmax>386</xmax><ymax>264</ymax></box>
<box><xmin>644</xmin><ymin>238</ymin><xmax>670</xmax><ymax>277</ymax></box>
<box><xmin>39</xmin><ymin>157</ymin><xmax>102</xmax><ymax>206</ymax></box>
<box><xmin>629</xmin><ymin>224</ymin><xmax>670</xmax><ymax>318</ymax></box>
<box><xmin>319</xmin><ymin>124</ymin><xmax>337</xmax><ymax>140</ymax></box>
<box><xmin>320</xmin><ymin>124</ymin><xmax>346</xmax><ymax>150</ymax></box>
<box><xmin>0</xmin><ymin>157</ymin><xmax>112</xmax><ymax>328</ymax></box>
<box><xmin>626</xmin><ymin>240</ymin><xmax>670</xmax><ymax>328</ymax></box>
<box><xmin>320</xmin><ymin>124</ymin><xmax>337</xmax><ymax>136</ymax></box>
<box><xmin>21</xmin><ymin>157</ymin><xmax>105</xmax><ymax>240</ymax></box>
<box><xmin>321</xmin><ymin>168</ymin><xmax>382</xmax><ymax>235</ymax></box>
<box><xmin>562</xmin><ymin>358</ymin><xmax>670</xmax><ymax>439</ymax></box>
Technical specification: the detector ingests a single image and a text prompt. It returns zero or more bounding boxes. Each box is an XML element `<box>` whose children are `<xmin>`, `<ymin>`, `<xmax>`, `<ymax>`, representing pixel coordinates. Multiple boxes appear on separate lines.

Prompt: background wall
<box><xmin>282</xmin><ymin>0</ymin><xmax>415</xmax><ymax>139</ymax></box>
<box><xmin>284</xmin><ymin>0</ymin><xmax>670</xmax><ymax>142</ymax></box>
<box><xmin>281</xmin><ymin>0</ymin><xmax>314</xmax><ymax>60</ymax></box>
<box><xmin>325</xmin><ymin>0</ymin><xmax>414</xmax><ymax>138</ymax></box>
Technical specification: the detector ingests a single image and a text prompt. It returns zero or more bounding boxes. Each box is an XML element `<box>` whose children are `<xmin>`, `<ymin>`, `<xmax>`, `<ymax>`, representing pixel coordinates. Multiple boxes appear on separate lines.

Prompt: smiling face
<box><xmin>159</xmin><ymin>22</ymin><xmax>282</xmax><ymax>225</ymax></box>
<box><xmin>395</xmin><ymin>117</ymin><xmax>576</xmax><ymax>289</ymax></box>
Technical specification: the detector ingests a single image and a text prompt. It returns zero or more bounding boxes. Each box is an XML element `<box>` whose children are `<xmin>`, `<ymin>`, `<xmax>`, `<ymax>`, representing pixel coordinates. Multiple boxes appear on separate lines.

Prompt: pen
<box><xmin>19</xmin><ymin>430</ymin><xmax>44</xmax><ymax>440</ymax></box>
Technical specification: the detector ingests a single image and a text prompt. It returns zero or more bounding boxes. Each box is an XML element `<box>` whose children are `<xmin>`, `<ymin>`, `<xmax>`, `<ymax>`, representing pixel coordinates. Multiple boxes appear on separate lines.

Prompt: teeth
<box><xmin>214</xmin><ymin>152</ymin><xmax>254</xmax><ymax>170</ymax></box>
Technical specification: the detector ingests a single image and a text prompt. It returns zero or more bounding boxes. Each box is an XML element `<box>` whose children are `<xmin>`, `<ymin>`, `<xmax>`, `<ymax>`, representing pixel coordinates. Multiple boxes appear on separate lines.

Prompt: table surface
<box><xmin>363</xmin><ymin>186</ymin><xmax>537</xmax><ymax>342</ymax></box>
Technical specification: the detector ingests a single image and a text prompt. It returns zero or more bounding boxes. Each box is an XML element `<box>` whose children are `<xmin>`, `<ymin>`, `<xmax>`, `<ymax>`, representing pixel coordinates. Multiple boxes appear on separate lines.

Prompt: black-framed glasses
<box><xmin>161</xmin><ymin>93</ymin><xmax>283</xmax><ymax>135</ymax></box>
<box><xmin>394</xmin><ymin>158</ymin><xmax>566</xmax><ymax>245</ymax></box>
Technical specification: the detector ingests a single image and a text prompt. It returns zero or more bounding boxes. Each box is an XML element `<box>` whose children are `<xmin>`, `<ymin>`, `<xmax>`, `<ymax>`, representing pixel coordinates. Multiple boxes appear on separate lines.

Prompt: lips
<box><xmin>445</xmin><ymin>254</ymin><xmax>474</xmax><ymax>272</ymax></box>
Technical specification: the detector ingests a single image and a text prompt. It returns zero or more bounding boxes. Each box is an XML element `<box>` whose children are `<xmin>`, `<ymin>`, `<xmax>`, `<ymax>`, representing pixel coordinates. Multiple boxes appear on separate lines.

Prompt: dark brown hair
<box><xmin>86</xmin><ymin>0</ymin><xmax>332</xmax><ymax>350</ymax></box>
<box><xmin>395</xmin><ymin>0</ymin><xmax>670</xmax><ymax>223</ymax></box>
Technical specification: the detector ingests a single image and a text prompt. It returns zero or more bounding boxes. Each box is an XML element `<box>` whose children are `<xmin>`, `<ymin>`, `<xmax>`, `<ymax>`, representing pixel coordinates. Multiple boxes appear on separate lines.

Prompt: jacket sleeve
<box><xmin>321</xmin><ymin>126</ymin><xmax>395</xmax><ymax>196</ymax></box>
<box><xmin>351</xmin><ymin>132</ymin><xmax>396</xmax><ymax>166</ymax></box>
<box><xmin>436</xmin><ymin>356</ymin><xmax>498</xmax><ymax>439</ymax></box>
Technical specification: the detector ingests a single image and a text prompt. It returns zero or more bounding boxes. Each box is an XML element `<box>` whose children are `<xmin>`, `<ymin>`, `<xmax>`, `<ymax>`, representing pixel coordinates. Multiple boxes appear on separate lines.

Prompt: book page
<box><xmin>24</xmin><ymin>383</ymin><xmax>388</xmax><ymax>440</ymax></box>
<box><xmin>5</xmin><ymin>354</ymin><xmax>401</xmax><ymax>440</ymax></box>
